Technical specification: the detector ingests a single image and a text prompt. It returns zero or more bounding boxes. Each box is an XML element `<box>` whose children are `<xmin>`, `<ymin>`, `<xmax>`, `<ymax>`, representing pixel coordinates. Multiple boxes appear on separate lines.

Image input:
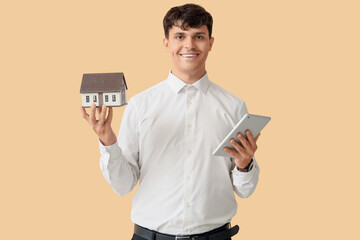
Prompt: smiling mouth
<box><xmin>180</xmin><ymin>53</ymin><xmax>200</xmax><ymax>58</ymax></box>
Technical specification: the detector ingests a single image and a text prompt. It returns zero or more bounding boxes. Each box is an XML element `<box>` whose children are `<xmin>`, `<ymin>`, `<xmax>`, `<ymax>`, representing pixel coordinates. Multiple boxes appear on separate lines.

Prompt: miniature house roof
<box><xmin>80</xmin><ymin>72</ymin><xmax>128</xmax><ymax>93</ymax></box>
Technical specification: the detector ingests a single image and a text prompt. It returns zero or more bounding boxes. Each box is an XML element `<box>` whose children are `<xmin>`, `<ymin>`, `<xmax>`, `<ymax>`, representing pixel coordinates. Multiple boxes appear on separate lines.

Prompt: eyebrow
<box><xmin>173</xmin><ymin>32</ymin><xmax>207</xmax><ymax>35</ymax></box>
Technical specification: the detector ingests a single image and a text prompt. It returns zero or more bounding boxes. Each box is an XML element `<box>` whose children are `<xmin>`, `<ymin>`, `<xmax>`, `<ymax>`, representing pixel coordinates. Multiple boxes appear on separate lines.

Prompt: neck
<box><xmin>170</xmin><ymin>68</ymin><xmax>206</xmax><ymax>84</ymax></box>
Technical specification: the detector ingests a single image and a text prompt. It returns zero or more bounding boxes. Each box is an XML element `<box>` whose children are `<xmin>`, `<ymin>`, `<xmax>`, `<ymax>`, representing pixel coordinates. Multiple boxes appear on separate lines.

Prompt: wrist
<box><xmin>100</xmin><ymin>132</ymin><xmax>117</xmax><ymax>146</ymax></box>
<box><xmin>236</xmin><ymin>158</ymin><xmax>254</xmax><ymax>172</ymax></box>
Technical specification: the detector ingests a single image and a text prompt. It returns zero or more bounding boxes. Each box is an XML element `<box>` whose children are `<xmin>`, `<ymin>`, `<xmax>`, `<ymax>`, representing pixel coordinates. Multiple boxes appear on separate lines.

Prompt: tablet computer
<box><xmin>212</xmin><ymin>113</ymin><xmax>271</xmax><ymax>157</ymax></box>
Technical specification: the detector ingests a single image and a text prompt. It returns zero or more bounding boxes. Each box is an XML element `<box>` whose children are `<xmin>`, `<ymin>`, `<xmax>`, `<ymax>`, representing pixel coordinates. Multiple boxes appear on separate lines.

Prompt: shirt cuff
<box><xmin>99</xmin><ymin>138</ymin><xmax>122</xmax><ymax>156</ymax></box>
<box><xmin>231</xmin><ymin>160</ymin><xmax>259</xmax><ymax>183</ymax></box>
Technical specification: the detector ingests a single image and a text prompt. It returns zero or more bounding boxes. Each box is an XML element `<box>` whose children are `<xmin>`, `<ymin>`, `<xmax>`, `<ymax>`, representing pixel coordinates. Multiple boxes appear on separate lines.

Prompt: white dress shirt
<box><xmin>99</xmin><ymin>71</ymin><xmax>260</xmax><ymax>235</ymax></box>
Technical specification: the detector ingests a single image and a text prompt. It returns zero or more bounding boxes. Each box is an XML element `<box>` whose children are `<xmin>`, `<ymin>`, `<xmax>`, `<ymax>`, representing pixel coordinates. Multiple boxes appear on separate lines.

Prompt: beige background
<box><xmin>1</xmin><ymin>0</ymin><xmax>359</xmax><ymax>239</ymax></box>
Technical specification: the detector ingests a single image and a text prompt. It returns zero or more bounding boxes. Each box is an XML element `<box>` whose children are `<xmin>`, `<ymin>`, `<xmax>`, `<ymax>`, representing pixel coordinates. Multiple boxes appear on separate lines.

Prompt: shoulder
<box><xmin>129</xmin><ymin>80</ymin><xmax>168</xmax><ymax>103</ymax></box>
<box><xmin>126</xmin><ymin>79</ymin><xmax>170</xmax><ymax>115</ymax></box>
<box><xmin>208</xmin><ymin>81</ymin><xmax>246</xmax><ymax>106</ymax></box>
<box><xmin>207</xmin><ymin>81</ymin><xmax>248</xmax><ymax>119</ymax></box>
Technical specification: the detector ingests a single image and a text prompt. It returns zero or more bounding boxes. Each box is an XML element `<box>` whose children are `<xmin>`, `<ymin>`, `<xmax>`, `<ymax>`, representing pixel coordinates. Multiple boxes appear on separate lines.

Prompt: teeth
<box><xmin>182</xmin><ymin>54</ymin><xmax>197</xmax><ymax>57</ymax></box>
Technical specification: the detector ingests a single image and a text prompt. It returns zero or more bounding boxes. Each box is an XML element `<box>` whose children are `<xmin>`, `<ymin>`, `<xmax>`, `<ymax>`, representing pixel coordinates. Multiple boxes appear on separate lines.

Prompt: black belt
<box><xmin>134</xmin><ymin>223</ymin><xmax>239</xmax><ymax>240</ymax></box>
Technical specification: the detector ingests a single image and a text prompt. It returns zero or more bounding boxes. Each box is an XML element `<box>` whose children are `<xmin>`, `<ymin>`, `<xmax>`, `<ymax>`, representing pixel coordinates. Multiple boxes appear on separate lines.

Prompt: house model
<box><xmin>80</xmin><ymin>72</ymin><xmax>128</xmax><ymax>108</ymax></box>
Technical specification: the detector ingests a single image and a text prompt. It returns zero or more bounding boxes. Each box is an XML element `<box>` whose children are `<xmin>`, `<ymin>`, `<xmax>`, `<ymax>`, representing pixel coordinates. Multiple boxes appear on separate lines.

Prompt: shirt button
<box><xmin>186</xmin><ymin>202</ymin><xmax>190</xmax><ymax>207</ymax></box>
<box><xmin>188</xmin><ymin>149</ymin><xmax>192</xmax><ymax>154</ymax></box>
<box><xmin>187</xmin><ymin>123</ymin><xmax>192</xmax><ymax>128</ymax></box>
<box><xmin>184</xmin><ymin>229</ymin><xmax>189</xmax><ymax>233</ymax></box>
<box><xmin>187</xmin><ymin>101</ymin><xmax>192</xmax><ymax>105</ymax></box>
<box><xmin>187</xmin><ymin>175</ymin><xmax>191</xmax><ymax>180</ymax></box>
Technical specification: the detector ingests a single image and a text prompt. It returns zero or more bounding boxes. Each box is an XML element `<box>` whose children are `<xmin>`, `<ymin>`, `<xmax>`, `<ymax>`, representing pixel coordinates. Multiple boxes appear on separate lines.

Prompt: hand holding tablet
<box><xmin>212</xmin><ymin>114</ymin><xmax>271</xmax><ymax>157</ymax></box>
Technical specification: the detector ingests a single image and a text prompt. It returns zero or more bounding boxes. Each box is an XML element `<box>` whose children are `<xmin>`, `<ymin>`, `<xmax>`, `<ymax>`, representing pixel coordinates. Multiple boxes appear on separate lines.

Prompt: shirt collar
<box><xmin>166</xmin><ymin>70</ymin><xmax>210</xmax><ymax>94</ymax></box>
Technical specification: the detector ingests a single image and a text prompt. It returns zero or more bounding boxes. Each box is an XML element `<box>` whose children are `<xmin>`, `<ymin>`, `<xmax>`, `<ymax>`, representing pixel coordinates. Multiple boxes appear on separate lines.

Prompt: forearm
<box><xmin>99</xmin><ymin>139</ymin><xmax>139</xmax><ymax>196</ymax></box>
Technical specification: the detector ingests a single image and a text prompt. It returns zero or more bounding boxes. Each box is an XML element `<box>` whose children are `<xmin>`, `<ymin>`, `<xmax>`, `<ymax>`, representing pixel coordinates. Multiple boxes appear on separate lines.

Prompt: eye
<box><xmin>196</xmin><ymin>36</ymin><xmax>204</xmax><ymax>40</ymax></box>
<box><xmin>176</xmin><ymin>35</ymin><xmax>183</xmax><ymax>40</ymax></box>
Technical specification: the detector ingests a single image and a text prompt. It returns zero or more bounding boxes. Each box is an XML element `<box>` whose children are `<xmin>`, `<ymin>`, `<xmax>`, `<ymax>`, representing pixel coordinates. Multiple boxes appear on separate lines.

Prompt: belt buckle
<box><xmin>175</xmin><ymin>236</ymin><xmax>195</xmax><ymax>240</ymax></box>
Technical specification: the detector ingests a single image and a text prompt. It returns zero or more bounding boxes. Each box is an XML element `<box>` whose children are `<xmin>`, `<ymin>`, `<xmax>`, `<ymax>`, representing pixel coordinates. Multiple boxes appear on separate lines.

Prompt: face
<box><xmin>163</xmin><ymin>20</ymin><xmax>214</xmax><ymax>77</ymax></box>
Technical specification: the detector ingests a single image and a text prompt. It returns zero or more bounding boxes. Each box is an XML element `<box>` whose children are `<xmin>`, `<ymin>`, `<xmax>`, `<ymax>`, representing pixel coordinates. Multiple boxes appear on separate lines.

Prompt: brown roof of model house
<box><xmin>80</xmin><ymin>72</ymin><xmax>128</xmax><ymax>93</ymax></box>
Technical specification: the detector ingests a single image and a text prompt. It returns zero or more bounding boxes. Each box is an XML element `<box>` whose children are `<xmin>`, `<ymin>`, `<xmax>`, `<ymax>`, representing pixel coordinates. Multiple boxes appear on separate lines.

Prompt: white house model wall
<box><xmin>81</xmin><ymin>91</ymin><xmax>126</xmax><ymax>107</ymax></box>
<box><xmin>82</xmin><ymin>93</ymin><xmax>99</xmax><ymax>107</ymax></box>
<box><xmin>103</xmin><ymin>92</ymin><xmax>122</xmax><ymax>106</ymax></box>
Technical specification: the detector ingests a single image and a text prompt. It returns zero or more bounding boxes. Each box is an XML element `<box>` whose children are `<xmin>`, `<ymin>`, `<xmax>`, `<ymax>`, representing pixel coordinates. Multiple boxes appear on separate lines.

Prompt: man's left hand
<box><xmin>224</xmin><ymin>130</ymin><xmax>260</xmax><ymax>170</ymax></box>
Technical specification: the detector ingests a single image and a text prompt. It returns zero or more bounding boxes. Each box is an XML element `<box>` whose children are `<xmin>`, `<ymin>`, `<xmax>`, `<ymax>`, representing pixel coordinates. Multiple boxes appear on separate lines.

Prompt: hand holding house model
<box><xmin>80</xmin><ymin>72</ymin><xmax>128</xmax><ymax>108</ymax></box>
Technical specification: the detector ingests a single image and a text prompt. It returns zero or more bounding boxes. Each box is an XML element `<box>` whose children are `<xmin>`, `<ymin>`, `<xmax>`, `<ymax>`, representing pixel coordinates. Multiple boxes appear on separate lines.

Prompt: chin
<box><xmin>179</xmin><ymin>65</ymin><xmax>197</xmax><ymax>71</ymax></box>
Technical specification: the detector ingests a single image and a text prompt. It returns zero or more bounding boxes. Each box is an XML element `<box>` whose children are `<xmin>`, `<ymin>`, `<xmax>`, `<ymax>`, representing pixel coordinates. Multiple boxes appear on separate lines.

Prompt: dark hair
<box><xmin>163</xmin><ymin>3</ymin><xmax>213</xmax><ymax>39</ymax></box>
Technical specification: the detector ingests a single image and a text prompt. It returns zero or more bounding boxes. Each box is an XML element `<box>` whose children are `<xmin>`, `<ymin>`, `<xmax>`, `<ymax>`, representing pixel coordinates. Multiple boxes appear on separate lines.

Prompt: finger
<box><xmin>223</xmin><ymin>147</ymin><xmax>240</xmax><ymax>159</ymax></box>
<box><xmin>107</xmin><ymin>106</ymin><xmax>113</xmax><ymax>125</ymax></box>
<box><xmin>230</xmin><ymin>138</ymin><xmax>245</xmax><ymax>155</ymax></box>
<box><xmin>96</xmin><ymin>106</ymin><xmax>101</xmax><ymax>120</ymax></box>
<box><xmin>89</xmin><ymin>103</ymin><xmax>97</xmax><ymax>126</ymax></box>
<box><xmin>246</xmin><ymin>130</ymin><xmax>256</xmax><ymax>147</ymax></box>
<box><xmin>80</xmin><ymin>105</ymin><xmax>89</xmax><ymax>122</ymax></box>
<box><xmin>255</xmin><ymin>132</ymin><xmax>261</xmax><ymax>142</ymax></box>
<box><xmin>99</xmin><ymin>105</ymin><xmax>107</xmax><ymax>124</ymax></box>
<box><xmin>237</xmin><ymin>132</ymin><xmax>250</xmax><ymax>149</ymax></box>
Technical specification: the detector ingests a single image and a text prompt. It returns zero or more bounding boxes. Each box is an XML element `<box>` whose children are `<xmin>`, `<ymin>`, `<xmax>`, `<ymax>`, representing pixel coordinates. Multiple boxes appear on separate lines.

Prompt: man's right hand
<box><xmin>80</xmin><ymin>103</ymin><xmax>117</xmax><ymax>146</ymax></box>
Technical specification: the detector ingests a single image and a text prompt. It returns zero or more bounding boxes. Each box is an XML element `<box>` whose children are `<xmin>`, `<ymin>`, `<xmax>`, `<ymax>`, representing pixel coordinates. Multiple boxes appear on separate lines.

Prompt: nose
<box><xmin>184</xmin><ymin>37</ymin><xmax>195</xmax><ymax>49</ymax></box>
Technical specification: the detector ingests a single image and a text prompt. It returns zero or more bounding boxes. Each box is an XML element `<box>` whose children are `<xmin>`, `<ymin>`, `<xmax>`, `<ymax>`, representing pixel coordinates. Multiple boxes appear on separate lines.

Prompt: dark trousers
<box><xmin>131</xmin><ymin>224</ymin><xmax>232</xmax><ymax>240</ymax></box>
<box><xmin>131</xmin><ymin>235</ymin><xmax>231</xmax><ymax>240</ymax></box>
<box><xmin>130</xmin><ymin>234</ymin><xmax>146</xmax><ymax>240</ymax></box>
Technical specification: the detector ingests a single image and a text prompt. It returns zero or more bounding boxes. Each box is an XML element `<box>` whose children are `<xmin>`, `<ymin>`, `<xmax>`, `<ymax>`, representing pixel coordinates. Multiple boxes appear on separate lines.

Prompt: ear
<box><xmin>209</xmin><ymin>37</ymin><xmax>215</xmax><ymax>51</ymax></box>
<box><xmin>163</xmin><ymin>37</ymin><xmax>169</xmax><ymax>50</ymax></box>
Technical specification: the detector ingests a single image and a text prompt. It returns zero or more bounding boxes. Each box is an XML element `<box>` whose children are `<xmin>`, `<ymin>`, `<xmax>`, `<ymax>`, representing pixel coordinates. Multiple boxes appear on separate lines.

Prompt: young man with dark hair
<box><xmin>81</xmin><ymin>3</ymin><xmax>260</xmax><ymax>240</ymax></box>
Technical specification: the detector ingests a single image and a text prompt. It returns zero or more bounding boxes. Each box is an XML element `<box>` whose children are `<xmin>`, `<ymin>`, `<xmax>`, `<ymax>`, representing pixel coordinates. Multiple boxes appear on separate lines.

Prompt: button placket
<box><xmin>183</xmin><ymin>86</ymin><xmax>196</xmax><ymax>228</ymax></box>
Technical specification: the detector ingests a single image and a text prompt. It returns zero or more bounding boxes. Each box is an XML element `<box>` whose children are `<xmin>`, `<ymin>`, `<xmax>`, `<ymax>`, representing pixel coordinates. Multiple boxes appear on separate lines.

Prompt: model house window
<box><xmin>86</xmin><ymin>96</ymin><xmax>90</xmax><ymax>103</ymax></box>
<box><xmin>93</xmin><ymin>95</ymin><xmax>97</xmax><ymax>102</ymax></box>
<box><xmin>105</xmin><ymin>95</ymin><xmax>109</xmax><ymax>102</ymax></box>
<box><xmin>112</xmin><ymin>95</ymin><xmax>116</xmax><ymax>102</ymax></box>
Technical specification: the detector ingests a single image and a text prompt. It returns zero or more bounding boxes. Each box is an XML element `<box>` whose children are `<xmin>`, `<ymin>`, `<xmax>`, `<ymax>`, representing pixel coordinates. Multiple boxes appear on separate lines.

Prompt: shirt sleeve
<box><xmin>99</xmin><ymin>97</ymin><xmax>140</xmax><ymax>197</ymax></box>
<box><xmin>231</xmin><ymin>101</ymin><xmax>261</xmax><ymax>198</ymax></box>
<box><xmin>232</xmin><ymin>156</ymin><xmax>260</xmax><ymax>198</ymax></box>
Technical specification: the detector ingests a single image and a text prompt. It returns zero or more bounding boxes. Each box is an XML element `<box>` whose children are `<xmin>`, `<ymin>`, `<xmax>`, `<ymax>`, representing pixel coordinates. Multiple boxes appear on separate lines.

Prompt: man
<box><xmin>81</xmin><ymin>3</ymin><xmax>260</xmax><ymax>240</ymax></box>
